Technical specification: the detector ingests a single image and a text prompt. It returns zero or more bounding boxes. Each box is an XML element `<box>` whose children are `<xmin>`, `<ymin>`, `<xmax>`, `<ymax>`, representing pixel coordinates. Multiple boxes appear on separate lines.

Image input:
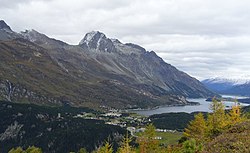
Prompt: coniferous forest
<box><xmin>2</xmin><ymin>99</ymin><xmax>250</xmax><ymax>153</ymax></box>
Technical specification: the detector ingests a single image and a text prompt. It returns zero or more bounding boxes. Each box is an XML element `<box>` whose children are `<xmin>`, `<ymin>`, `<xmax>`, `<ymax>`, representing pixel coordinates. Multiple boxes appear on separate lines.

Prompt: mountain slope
<box><xmin>0</xmin><ymin>20</ymin><xmax>215</xmax><ymax>109</ymax></box>
<box><xmin>224</xmin><ymin>83</ymin><xmax>250</xmax><ymax>96</ymax></box>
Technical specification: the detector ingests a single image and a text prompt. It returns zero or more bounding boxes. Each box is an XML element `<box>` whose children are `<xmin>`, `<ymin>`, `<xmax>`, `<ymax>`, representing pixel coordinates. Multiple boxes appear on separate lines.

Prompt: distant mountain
<box><xmin>202</xmin><ymin>77</ymin><xmax>250</xmax><ymax>96</ymax></box>
<box><xmin>0</xmin><ymin>20</ymin><xmax>216</xmax><ymax>109</ymax></box>
<box><xmin>225</xmin><ymin>83</ymin><xmax>250</xmax><ymax>96</ymax></box>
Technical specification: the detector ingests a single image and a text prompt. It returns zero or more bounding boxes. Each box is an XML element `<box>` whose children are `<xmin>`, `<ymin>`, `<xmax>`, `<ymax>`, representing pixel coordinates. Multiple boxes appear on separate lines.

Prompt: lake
<box><xmin>131</xmin><ymin>95</ymin><xmax>250</xmax><ymax>116</ymax></box>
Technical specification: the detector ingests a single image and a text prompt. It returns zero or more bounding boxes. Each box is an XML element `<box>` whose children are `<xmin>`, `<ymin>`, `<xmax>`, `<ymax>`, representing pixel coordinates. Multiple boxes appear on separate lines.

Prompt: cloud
<box><xmin>1</xmin><ymin>0</ymin><xmax>250</xmax><ymax>80</ymax></box>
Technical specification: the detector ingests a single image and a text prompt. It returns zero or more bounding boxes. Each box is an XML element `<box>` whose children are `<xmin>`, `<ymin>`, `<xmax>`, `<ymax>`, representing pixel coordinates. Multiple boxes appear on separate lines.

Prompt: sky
<box><xmin>1</xmin><ymin>0</ymin><xmax>250</xmax><ymax>80</ymax></box>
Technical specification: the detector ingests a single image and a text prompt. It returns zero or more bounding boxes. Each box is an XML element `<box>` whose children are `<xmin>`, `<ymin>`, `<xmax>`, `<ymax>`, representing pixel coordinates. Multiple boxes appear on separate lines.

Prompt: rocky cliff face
<box><xmin>0</xmin><ymin>79</ymin><xmax>61</xmax><ymax>105</ymax></box>
<box><xmin>79</xmin><ymin>31</ymin><xmax>116</xmax><ymax>53</ymax></box>
<box><xmin>0</xmin><ymin>20</ymin><xmax>216</xmax><ymax>109</ymax></box>
<box><xmin>0</xmin><ymin>121</ymin><xmax>23</xmax><ymax>141</ymax></box>
<box><xmin>0</xmin><ymin>20</ymin><xmax>22</xmax><ymax>40</ymax></box>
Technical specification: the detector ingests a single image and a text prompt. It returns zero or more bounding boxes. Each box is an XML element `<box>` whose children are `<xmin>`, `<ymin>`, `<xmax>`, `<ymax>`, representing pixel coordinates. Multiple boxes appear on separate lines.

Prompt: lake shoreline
<box><xmin>206</xmin><ymin>97</ymin><xmax>250</xmax><ymax>104</ymax></box>
<box><xmin>129</xmin><ymin>95</ymin><xmax>250</xmax><ymax>116</ymax></box>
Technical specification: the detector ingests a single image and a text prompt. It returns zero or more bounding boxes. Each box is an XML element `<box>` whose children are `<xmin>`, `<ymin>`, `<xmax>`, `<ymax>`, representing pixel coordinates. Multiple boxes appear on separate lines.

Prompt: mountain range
<box><xmin>202</xmin><ymin>77</ymin><xmax>250</xmax><ymax>96</ymax></box>
<box><xmin>0</xmin><ymin>20</ymin><xmax>215</xmax><ymax>109</ymax></box>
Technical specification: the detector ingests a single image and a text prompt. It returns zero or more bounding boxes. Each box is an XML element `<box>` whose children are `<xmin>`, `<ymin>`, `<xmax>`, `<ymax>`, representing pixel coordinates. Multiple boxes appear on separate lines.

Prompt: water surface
<box><xmin>131</xmin><ymin>95</ymin><xmax>250</xmax><ymax>116</ymax></box>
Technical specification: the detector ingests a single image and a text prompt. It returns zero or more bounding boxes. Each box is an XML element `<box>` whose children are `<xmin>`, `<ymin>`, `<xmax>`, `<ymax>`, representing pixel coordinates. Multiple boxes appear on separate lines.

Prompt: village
<box><xmin>70</xmin><ymin>108</ymin><xmax>179</xmax><ymax>141</ymax></box>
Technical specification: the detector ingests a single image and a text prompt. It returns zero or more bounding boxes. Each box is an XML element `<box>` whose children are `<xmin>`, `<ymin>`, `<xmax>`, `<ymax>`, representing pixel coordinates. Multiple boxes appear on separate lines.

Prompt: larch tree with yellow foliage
<box><xmin>184</xmin><ymin>113</ymin><xmax>207</xmax><ymax>144</ymax></box>
<box><xmin>137</xmin><ymin>124</ymin><xmax>160</xmax><ymax>153</ymax></box>
<box><xmin>96</xmin><ymin>142</ymin><xmax>113</xmax><ymax>153</ymax></box>
<box><xmin>206</xmin><ymin>98</ymin><xmax>227</xmax><ymax>138</ymax></box>
<box><xmin>228</xmin><ymin>101</ymin><xmax>245</xmax><ymax>125</ymax></box>
<box><xmin>8</xmin><ymin>146</ymin><xmax>42</xmax><ymax>153</ymax></box>
<box><xmin>117</xmin><ymin>133</ymin><xmax>135</xmax><ymax>153</ymax></box>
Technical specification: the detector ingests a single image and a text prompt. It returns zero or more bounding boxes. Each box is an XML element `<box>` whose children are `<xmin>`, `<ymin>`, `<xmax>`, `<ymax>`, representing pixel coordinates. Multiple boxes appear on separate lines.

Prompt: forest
<box><xmin>2</xmin><ymin>99</ymin><xmax>250</xmax><ymax>153</ymax></box>
<box><xmin>0</xmin><ymin>101</ymin><xmax>126</xmax><ymax>153</ymax></box>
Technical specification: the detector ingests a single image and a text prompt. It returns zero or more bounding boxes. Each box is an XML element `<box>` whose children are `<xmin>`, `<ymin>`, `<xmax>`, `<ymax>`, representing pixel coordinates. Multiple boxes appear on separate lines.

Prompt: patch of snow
<box><xmin>20</xmin><ymin>29</ymin><xmax>39</xmax><ymax>42</ymax></box>
<box><xmin>96</xmin><ymin>33</ymin><xmax>105</xmax><ymax>49</ymax></box>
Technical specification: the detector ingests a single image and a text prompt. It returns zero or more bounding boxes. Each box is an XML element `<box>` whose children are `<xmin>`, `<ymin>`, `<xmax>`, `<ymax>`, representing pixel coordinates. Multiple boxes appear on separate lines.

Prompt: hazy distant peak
<box><xmin>203</xmin><ymin>77</ymin><xmax>250</xmax><ymax>85</ymax></box>
<box><xmin>0</xmin><ymin>20</ymin><xmax>12</xmax><ymax>31</ymax></box>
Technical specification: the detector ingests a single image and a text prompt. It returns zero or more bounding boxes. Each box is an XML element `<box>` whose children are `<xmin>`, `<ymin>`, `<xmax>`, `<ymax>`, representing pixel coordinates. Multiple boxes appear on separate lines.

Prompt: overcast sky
<box><xmin>1</xmin><ymin>0</ymin><xmax>250</xmax><ymax>80</ymax></box>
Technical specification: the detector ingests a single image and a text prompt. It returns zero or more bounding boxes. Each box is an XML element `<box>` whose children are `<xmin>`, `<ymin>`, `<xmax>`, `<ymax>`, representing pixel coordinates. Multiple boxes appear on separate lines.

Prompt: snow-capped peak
<box><xmin>79</xmin><ymin>31</ymin><xmax>105</xmax><ymax>46</ymax></box>
<box><xmin>78</xmin><ymin>31</ymin><xmax>116</xmax><ymax>53</ymax></box>
<box><xmin>204</xmin><ymin>77</ymin><xmax>250</xmax><ymax>85</ymax></box>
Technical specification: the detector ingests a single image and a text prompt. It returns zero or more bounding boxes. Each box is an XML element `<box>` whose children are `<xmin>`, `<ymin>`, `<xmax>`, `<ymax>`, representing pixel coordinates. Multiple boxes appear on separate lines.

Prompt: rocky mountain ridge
<box><xmin>0</xmin><ymin>20</ymin><xmax>215</xmax><ymax>109</ymax></box>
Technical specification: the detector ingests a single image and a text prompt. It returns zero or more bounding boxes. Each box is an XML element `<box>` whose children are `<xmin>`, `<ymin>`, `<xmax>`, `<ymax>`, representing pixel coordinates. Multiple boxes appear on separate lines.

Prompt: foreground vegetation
<box><xmin>5</xmin><ymin>99</ymin><xmax>250</xmax><ymax>153</ymax></box>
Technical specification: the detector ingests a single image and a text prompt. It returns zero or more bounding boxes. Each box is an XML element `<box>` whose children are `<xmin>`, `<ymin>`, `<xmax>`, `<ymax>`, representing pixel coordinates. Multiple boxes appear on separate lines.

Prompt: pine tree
<box><xmin>184</xmin><ymin>113</ymin><xmax>207</xmax><ymax>143</ymax></box>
